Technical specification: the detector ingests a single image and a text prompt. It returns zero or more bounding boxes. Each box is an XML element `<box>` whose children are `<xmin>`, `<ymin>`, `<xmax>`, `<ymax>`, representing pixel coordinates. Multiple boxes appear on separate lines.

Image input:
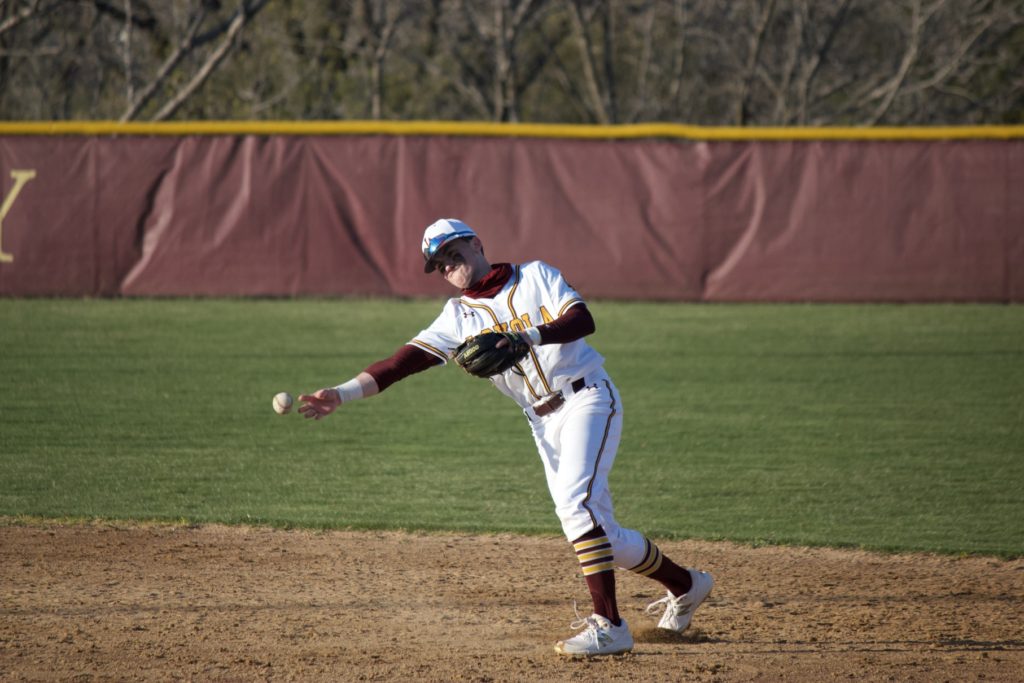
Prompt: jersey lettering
<box><xmin>484</xmin><ymin>311</ymin><xmax>538</xmax><ymax>335</ymax></box>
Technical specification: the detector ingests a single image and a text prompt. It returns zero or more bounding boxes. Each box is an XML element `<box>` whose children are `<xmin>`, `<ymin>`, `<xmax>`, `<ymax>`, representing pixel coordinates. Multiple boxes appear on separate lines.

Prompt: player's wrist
<box><xmin>522</xmin><ymin>327</ymin><xmax>542</xmax><ymax>346</ymax></box>
<box><xmin>334</xmin><ymin>379</ymin><xmax>364</xmax><ymax>404</ymax></box>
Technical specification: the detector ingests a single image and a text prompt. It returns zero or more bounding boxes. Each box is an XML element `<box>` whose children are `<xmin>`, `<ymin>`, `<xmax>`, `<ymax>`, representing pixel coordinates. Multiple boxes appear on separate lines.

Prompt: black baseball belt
<box><xmin>531</xmin><ymin>377</ymin><xmax>587</xmax><ymax>418</ymax></box>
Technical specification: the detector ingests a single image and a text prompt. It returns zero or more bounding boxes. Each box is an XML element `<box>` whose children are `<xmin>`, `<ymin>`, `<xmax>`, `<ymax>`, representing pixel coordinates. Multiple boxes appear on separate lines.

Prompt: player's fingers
<box><xmin>300</xmin><ymin>400</ymin><xmax>335</xmax><ymax>418</ymax></box>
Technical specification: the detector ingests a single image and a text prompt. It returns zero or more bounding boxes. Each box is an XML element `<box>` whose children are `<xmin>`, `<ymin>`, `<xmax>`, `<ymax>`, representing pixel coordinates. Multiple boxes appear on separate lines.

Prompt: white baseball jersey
<box><xmin>408</xmin><ymin>261</ymin><xmax>605</xmax><ymax>411</ymax></box>
<box><xmin>409</xmin><ymin>259</ymin><xmax>651</xmax><ymax>563</ymax></box>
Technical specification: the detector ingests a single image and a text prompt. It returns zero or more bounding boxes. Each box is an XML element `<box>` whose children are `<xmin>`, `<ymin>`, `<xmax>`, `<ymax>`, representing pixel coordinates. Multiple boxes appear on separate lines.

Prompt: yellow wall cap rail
<box><xmin>0</xmin><ymin>120</ymin><xmax>1022</xmax><ymax>140</ymax></box>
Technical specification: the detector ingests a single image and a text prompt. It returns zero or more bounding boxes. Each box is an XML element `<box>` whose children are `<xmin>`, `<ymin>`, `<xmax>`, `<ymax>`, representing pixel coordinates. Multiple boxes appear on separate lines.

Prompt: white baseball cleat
<box><xmin>645</xmin><ymin>569</ymin><xmax>715</xmax><ymax>633</ymax></box>
<box><xmin>554</xmin><ymin>613</ymin><xmax>633</xmax><ymax>657</ymax></box>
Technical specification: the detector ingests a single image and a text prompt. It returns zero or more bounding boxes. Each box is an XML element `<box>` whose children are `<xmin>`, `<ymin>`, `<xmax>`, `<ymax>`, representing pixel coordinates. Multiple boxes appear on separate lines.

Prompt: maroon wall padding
<box><xmin>0</xmin><ymin>135</ymin><xmax>1020</xmax><ymax>301</ymax></box>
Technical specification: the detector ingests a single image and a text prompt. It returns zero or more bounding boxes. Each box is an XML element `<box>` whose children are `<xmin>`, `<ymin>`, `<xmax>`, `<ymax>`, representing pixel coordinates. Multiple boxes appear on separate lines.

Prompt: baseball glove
<box><xmin>454</xmin><ymin>331</ymin><xmax>530</xmax><ymax>378</ymax></box>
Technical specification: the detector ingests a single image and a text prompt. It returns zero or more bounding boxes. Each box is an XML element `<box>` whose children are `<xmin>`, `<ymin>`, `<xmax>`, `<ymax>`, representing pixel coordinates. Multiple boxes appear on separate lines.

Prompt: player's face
<box><xmin>435</xmin><ymin>238</ymin><xmax>487</xmax><ymax>289</ymax></box>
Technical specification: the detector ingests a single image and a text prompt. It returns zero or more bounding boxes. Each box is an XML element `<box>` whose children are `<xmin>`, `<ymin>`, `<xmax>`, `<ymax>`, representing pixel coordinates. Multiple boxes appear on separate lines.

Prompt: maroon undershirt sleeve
<box><xmin>537</xmin><ymin>304</ymin><xmax>595</xmax><ymax>345</ymax></box>
<box><xmin>363</xmin><ymin>344</ymin><xmax>443</xmax><ymax>393</ymax></box>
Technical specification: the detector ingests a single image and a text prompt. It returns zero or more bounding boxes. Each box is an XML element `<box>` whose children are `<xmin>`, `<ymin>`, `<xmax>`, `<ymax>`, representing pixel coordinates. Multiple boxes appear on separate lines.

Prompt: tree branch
<box><xmin>567</xmin><ymin>0</ymin><xmax>609</xmax><ymax>124</ymax></box>
<box><xmin>151</xmin><ymin>0</ymin><xmax>268</xmax><ymax>121</ymax></box>
<box><xmin>863</xmin><ymin>0</ymin><xmax>943</xmax><ymax>125</ymax></box>
<box><xmin>902</xmin><ymin>10</ymin><xmax>997</xmax><ymax>96</ymax></box>
<box><xmin>0</xmin><ymin>0</ymin><xmax>43</xmax><ymax>37</ymax></box>
<box><xmin>665</xmin><ymin>0</ymin><xmax>687</xmax><ymax>113</ymax></box>
<box><xmin>121</xmin><ymin>0</ymin><xmax>134</xmax><ymax>105</ymax></box>
<box><xmin>627</xmin><ymin>1</ymin><xmax>656</xmax><ymax>122</ymax></box>
<box><xmin>796</xmin><ymin>0</ymin><xmax>852</xmax><ymax>124</ymax></box>
<box><xmin>736</xmin><ymin>0</ymin><xmax>777</xmax><ymax>125</ymax></box>
<box><xmin>118</xmin><ymin>5</ymin><xmax>207</xmax><ymax>121</ymax></box>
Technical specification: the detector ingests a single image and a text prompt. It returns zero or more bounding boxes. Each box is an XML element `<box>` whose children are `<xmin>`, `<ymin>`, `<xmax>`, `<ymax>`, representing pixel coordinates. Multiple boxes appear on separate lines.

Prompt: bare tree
<box><xmin>120</xmin><ymin>0</ymin><xmax>134</xmax><ymax>104</ymax></box>
<box><xmin>0</xmin><ymin>0</ymin><xmax>1021</xmax><ymax>124</ymax></box>
<box><xmin>736</xmin><ymin>0</ymin><xmax>777</xmax><ymax>125</ymax></box>
<box><xmin>883</xmin><ymin>0</ymin><xmax>1020</xmax><ymax>123</ymax></box>
<box><xmin>152</xmin><ymin>1</ymin><xmax>269</xmax><ymax>121</ymax></box>
<box><xmin>626</xmin><ymin>0</ymin><xmax>656</xmax><ymax>122</ymax></box>
<box><xmin>792</xmin><ymin>0</ymin><xmax>853</xmax><ymax>125</ymax></box>
<box><xmin>117</xmin><ymin>6</ymin><xmax>206</xmax><ymax>121</ymax></box>
<box><xmin>350</xmin><ymin>0</ymin><xmax>413</xmax><ymax>119</ymax></box>
<box><xmin>859</xmin><ymin>0</ymin><xmax>943</xmax><ymax>125</ymax></box>
<box><xmin>671</xmin><ymin>0</ymin><xmax>1024</xmax><ymax>126</ymax></box>
<box><xmin>443</xmin><ymin>0</ymin><xmax>552</xmax><ymax>122</ymax></box>
<box><xmin>494</xmin><ymin>0</ymin><xmax>541</xmax><ymax>121</ymax></box>
<box><xmin>0</xmin><ymin>0</ymin><xmax>58</xmax><ymax>37</ymax></box>
<box><xmin>119</xmin><ymin>0</ymin><xmax>268</xmax><ymax>121</ymax></box>
<box><xmin>566</xmin><ymin>0</ymin><xmax>616</xmax><ymax>123</ymax></box>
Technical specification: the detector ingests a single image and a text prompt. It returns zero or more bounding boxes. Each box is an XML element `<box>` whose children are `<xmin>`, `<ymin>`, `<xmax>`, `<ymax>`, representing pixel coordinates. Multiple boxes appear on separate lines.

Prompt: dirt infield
<box><xmin>1</xmin><ymin>524</ymin><xmax>1022</xmax><ymax>682</ymax></box>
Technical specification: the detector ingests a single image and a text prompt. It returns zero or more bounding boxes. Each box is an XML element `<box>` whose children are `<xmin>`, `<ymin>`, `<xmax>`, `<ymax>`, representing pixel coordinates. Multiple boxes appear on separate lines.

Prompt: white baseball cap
<box><xmin>421</xmin><ymin>218</ymin><xmax>477</xmax><ymax>273</ymax></box>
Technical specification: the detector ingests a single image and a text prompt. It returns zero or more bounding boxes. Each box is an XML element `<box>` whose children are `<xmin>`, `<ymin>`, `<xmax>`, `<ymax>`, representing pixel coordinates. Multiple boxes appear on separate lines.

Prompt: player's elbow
<box><xmin>577</xmin><ymin>306</ymin><xmax>596</xmax><ymax>336</ymax></box>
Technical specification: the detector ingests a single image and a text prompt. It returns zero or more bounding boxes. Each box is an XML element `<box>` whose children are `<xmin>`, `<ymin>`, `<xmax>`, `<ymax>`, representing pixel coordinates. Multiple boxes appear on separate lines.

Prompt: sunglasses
<box><xmin>423</xmin><ymin>231</ymin><xmax>475</xmax><ymax>261</ymax></box>
<box><xmin>426</xmin><ymin>236</ymin><xmax>473</xmax><ymax>272</ymax></box>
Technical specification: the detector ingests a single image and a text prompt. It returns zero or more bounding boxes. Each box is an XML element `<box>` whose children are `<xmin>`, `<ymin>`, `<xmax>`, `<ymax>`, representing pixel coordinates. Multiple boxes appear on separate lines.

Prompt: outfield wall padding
<box><xmin>1</xmin><ymin>134</ymin><xmax>1021</xmax><ymax>301</ymax></box>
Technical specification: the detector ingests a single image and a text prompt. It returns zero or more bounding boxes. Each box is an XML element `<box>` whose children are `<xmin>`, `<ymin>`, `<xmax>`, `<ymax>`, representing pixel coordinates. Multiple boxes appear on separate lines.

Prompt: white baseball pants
<box><xmin>528</xmin><ymin>368</ymin><xmax>649</xmax><ymax>569</ymax></box>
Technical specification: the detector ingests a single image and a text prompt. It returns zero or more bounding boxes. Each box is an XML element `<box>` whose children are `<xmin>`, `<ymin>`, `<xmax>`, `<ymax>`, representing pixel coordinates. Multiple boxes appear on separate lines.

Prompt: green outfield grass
<box><xmin>1</xmin><ymin>299</ymin><xmax>1021</xmax><ymax>557</ymax></box>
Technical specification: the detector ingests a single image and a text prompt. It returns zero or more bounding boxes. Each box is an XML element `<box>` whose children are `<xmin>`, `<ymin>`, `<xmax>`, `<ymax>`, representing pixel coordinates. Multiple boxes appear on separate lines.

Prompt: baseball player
<box><xmin>298</xmin><ymin>218</ymin><xmax>714</xmax><ymax>656</ymax></box>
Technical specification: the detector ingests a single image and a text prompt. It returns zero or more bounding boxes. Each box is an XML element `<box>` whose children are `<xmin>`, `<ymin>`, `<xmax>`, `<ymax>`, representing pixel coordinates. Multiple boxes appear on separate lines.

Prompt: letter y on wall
<box><xmin>0</xmin><ymin>170</ymin><xmax>37</xmax><ymax>263</ymax></box>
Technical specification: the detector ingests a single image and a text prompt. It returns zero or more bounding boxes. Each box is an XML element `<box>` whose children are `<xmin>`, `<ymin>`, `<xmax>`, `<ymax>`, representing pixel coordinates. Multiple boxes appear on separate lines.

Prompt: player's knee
<box><xmin>605</xmin><ymin>526</ymin><xmax>648</xmax><ymax>569</ymax></box>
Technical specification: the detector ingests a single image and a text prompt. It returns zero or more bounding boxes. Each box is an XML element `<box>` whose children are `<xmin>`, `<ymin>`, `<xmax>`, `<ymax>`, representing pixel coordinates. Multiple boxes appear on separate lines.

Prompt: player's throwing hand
<box><xmin>297</xmin><ymin>389</ymin><xmax>341</xmax><ymax>420</ymax></box>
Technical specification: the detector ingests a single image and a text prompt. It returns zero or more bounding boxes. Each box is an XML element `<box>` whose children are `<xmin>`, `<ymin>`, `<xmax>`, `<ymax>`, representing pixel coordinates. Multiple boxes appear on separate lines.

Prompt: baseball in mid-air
<box><xmin>272</xmin><ymin>391</ymin><xmax>294</xmax><ymax>415</ymax></box>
